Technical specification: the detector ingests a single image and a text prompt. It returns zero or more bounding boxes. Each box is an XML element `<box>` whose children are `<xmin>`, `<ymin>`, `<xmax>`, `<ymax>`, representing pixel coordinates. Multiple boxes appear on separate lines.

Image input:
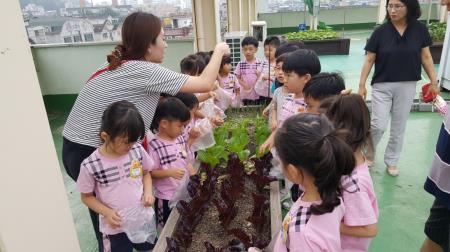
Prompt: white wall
<box><xmin>0</xmin><ymin>0</ymin><xmax>81</xmax><ymax>251</ymax></box>
<box><xmin>32</xmin><ymin>39</ymin><xmax>195</xmax><ymax>95</ymax></box>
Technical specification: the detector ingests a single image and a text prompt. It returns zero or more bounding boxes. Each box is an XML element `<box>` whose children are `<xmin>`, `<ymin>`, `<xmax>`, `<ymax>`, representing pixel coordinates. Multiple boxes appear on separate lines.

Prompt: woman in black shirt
<box><xmin>358</xmin><ymin>0</ymin><xmax>440</xmax><ymax>176</ymax></box>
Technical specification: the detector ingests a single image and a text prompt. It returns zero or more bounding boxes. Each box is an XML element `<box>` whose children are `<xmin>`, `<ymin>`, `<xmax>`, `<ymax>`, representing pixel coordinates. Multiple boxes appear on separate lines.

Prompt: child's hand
<box><xmin>270</xmin><ymin>119</ymin><xmax>278</xmax><ymax>132</ymax></box>
<box><xmin>262</xmin><ymin>106</ymin><xmax>270</xmax><ymax>118</ymax></box>
<box><xmin>187</xmin><ymin>163</ymin><xmax>198</xmax><ymax>176</ymax></box>
<box><xmin>262</xmin><ymin>75</ymin><xmax>269</xmax><ymax>81</ymax></box>
<box><xmin>210</xmin><ymin>117</ymin><xmax>224</xmax><ymax>127</ymax></box>
<box><xmin>259</xmin><ymin>138</ymin><xmax>274</xmax><ymax>154</ymax></box>
<box><xmin>142</xmin><ymin>192</ymin><xmax>155</xmax><ymax>207</ymax></box>
<box><xmin>209</xmin><ymin>91</ymin><xmax>217</xmax><ymax>100</ymax></box>
<box><xmin>170</xmin><ymin>168</ymin><xmax>185</xmax><ymax>180</ymax></box>
<box><xmin>189</xmin><ymin>127</ymin><xmax>201</xmax><ymax>140</ymax></box>
<box><xmin>105</xmin><ymin>209</ymin><xmax>122</xmax><ymax>229</ymax></box>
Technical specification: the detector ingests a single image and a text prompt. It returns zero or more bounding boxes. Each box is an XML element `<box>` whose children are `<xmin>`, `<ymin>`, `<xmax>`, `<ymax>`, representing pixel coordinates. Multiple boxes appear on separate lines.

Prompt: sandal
<box><xmin>386</xmin><ymin>166</ymin><xmax>399</xmax><ymax>177</ymax></box>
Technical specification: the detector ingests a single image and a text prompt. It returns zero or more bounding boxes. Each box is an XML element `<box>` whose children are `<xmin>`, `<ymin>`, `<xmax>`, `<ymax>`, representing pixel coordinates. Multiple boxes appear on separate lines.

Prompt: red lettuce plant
<box><xmin>227</xmin><ymin>228</ymin><xmax>270</xmax><ymax>250</ymax></box>
<box><xmin>247</xmin><ymin>193</ymin><xmax>270</xmax><ymax>234</ymax></box>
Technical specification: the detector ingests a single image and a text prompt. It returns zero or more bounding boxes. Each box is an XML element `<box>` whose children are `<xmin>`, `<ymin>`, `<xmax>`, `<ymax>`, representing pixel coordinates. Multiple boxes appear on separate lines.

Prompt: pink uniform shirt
<box><xmin>76</xmin><ymin>144</ymin><xmax>154</xmax><ymax>235</ymax></box>
<box><xmin>274</xmin><ymin>197</ymin><xmax>345</xmax><ymax>252</ymax></box>
<box><xmin>234</xmin><ymin>58</ymin><xmax>263</xmax><ymax>101</ymax></box>
<box><xmin>147</xmin><ymin>135</ymin><xmax>190</xmax><ymax>200</ymax></box>
<box><xmin>279</xmin><ymin>95</ymin><xmax>307</xmax><ymax>127</ymax></box>
<box><xmin>340</xmin><ymin>162</ymin><xmax>379</xmax><ymax>252</ymax></box>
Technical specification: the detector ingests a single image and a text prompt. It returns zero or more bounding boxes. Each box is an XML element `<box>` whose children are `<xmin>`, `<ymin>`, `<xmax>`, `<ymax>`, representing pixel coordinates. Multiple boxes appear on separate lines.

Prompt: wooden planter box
<box><xmin>300</xmin><ymin>38</ymin><xmax>351</xmax><ymax>55</ymax></box>
<box><xmin>430</xmin><ymin>41</ymin><xmax>443</xmax><ymax>63</ymax></box>
<box><xmin>153</xmin><ymin>181</ymin><xmax>282</xmax><ymax>251</ymax></box>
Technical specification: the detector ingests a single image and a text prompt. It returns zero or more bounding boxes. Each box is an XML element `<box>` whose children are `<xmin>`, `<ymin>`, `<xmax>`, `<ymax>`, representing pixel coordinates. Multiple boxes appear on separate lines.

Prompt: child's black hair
<box><xmin>303</xmin><ymin>72</ymin><xmax>346</xmax><ymax>101</ymax></box>
<box><xmin>282</xmin><ymin>49</ymin><xmax>321</xmax><ymax>77</ymax></box>
<box><xmin>174</xmin><ymin>92</ymin><xmax>199</xmax><ymax>110</ymax></box>
<box><xmin>275</xmin><ymin>41</ymin><xmax>305</xmax><ymax>58</ymax></box>
<box><xmin>275</xmin><ymin>113</ymin><xmax>355</xmax><ymax>215</ymax></box>
<box><xmin>195</xmin><ymin>51</ymin><xmax>213</xmax><ymax>66</ymax></box>
<box><xmin>324</xmin><ymin>94</ymin><xmax>371</xmax><ymax>152</ymax></box>
<box><xmin>241</xmin><ymin>36</ymin><xmax>259</xmax><ymax>48</ymax></box>
<box><xmin>220</xmin><ymin>54</ymin><xmax>232</xmax><ymax>70</ymax></box>
<box><xmin>180</xmin><ymin>54</ymin><xmax>206</xmax><ymax>76</ymax></box>
<box><xmin>100</xmin><ymin>100</ymin><xmax>145</xmax><ymax>143</ymax></box>
<box><xmin>264</xmin><ymin>36</ymin><xmax>281</xmax><ymax>48</ymax></box>
<box><xmin>150</xmin><ymin>97</ymin><xmax>191</xmax><ymax>133</ymax></box>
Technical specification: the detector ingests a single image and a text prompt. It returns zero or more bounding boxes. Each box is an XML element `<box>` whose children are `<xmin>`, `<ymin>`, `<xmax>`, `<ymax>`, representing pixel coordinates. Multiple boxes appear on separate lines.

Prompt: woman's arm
<box><xmin>421</xmin><ymin>47</ymin><xmax>440</xmax><ymax>96</ymax></box>
<box><xmin>340</xmin><ymin>223</ymin><xmax>378</xmax><ymax>238</ymax></box>
<box><xmin>180</xmin><ymin>43</ymin><xmax>230</xmax><ymax>93</ymax></box>
<box><xmin>358</xmin><ymin>52</ymin><xmax>376</xmax><ymax>100</ymax></box>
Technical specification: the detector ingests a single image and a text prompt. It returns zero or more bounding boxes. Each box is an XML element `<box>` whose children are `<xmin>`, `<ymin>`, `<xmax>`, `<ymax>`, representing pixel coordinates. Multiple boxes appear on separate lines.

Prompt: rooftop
<box><xmin>41</xmin><ymin>30</ymin><xmax>449</xmax><ymax>251</ymax></box>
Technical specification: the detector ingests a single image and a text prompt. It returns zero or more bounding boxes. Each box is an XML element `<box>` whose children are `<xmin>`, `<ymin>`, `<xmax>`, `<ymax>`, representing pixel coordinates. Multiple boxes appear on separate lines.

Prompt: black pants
<box><xmin>62</xmin><ymin>138</ymin><xmax>103</xmax><ymax>251</ymax></box>
<box><xmin>424</xmin><ymin>198</ymin><xmax>450</xmax><ymax>252</ymax></box>
<box><xmin>108</xmin><ymin>232</ymin><xmax>155</xmax><ymax>252</ymax></box>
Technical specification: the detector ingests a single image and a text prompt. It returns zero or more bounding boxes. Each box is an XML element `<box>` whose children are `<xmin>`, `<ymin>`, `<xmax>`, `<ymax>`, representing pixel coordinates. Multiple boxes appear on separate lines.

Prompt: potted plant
<box><xmin>284</xmin><ymin>29</ymin><xmax>351</xmax><ymax>55</ymax></box>
<box><xmin>429</xmin><ymin>22</ymin><xmax>446</xmax><ymax>63</ymax></box>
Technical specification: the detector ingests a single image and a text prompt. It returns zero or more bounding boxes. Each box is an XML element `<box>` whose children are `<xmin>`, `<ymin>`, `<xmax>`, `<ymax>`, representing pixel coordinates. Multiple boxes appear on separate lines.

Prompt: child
<box><xmin>180</xmin><ymin>54</ymin><xmax>223</xmax><ymax>126</ymax></box>
<box><xmin>175</xmin><ymin>92</ymin><xmax>201</xmax><ymax>148</ymax></box>
<box><xmin>76</xmin><ymin>101</ymin><xmax>155</xmax><ymax>252</ymax></box>
<box><xmin>324</xmin><ymin>94</ymin><xmax>379</xmax><ymax>252</ymax></box>
<box><xmin>147</xmin><ymin>97</ymin><xmax>196</xmax><ymax>229</ymax></box>
<box><xmin>273</xmin><ymin>113</ymin><xmax>355</xmax><ymax>251</ymax></box>
<box><xmin>262</xmin><ymin>42</ymin><xmax>302</xmax><ymax>130</ymax></box>
<box><xmin>255</xmin><ymin>36</ymin><xmax>281</xmax><ymax>102</ymax></box>
<box><xmin>235</xmin><ymin>36</ymin><xmax>263</xmax><ymax>105</ymax></box>
<box><xmin>302</xmin><ymin>72</ymin><xmax>346</xmax><ymax>113</ymax></box>
<box><xmin>218</xmin><ymin>54</ymin><xmax>241</xmax><ymax>109</ymax></box>
<box><xmin>260</xmin><ymin>49</ymin><xmax>321</xmax><ymax>153</ymax></box>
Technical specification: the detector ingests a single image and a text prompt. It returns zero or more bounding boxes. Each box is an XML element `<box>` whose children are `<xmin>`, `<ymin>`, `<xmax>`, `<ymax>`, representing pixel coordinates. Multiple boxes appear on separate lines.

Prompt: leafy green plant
<box><xmin>197</xmin><ymin>145</ymin><xmax>228</xmax><ymax>167</ymax></box>
<box><xmin>429</xmin><ymin>22</ymin><xmax>447</xmax><ymax>42</ymax></box>
<box><xmin>285</xmin><ymin>29</ymin><xmax>339</xmax><ymax>41</ymax></box>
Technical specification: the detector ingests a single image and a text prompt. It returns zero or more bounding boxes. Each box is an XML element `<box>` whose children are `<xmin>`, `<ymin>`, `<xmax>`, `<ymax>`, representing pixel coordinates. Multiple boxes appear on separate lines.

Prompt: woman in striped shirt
<box><xmin>61</xmin><ymin>11</ymin><xmax>229</xmax><ymax>251</ymax></box>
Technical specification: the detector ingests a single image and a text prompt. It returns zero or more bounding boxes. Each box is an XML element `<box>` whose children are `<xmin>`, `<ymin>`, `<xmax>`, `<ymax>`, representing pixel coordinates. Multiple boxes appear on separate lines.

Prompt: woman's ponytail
<box><xmin>107</xmin><ymin>45</ymin><xmax>126</xmax><ymax>70</ymax></box>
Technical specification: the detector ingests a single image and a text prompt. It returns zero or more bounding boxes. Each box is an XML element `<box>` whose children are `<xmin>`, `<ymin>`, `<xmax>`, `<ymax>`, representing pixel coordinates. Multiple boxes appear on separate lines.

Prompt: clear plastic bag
<box><xmin>214</xmin><ymin>87</ymin><xmax>233</xmax><ymax>111</ymax></box>
<box><xmin>231</xmin><ymin>93</ymin><xmax>243</xmax><ymax>108</ymax></box>
<box><xmin>191</xmin><ymin>118</ymin><xmax>216</xmax><ymax>152</ymax></box>
<box><xmin>255</xmin><ymin>76</ymin><xmax>270</xmax><ymax>97</ymax></box>
<box><xmin>121</xmin><ymin>205</ymin><xmax>157</xmax><ymax>244</ymax></box>
<box><xmin>169</xmin><ymin>169</ymin><xmax>192</xmax><ymax>208</ymax></box>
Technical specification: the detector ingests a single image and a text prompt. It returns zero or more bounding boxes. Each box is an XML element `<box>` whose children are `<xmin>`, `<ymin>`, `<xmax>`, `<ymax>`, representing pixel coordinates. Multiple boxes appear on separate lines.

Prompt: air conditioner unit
<box><xmin>224</xmin><ymin>31</ymin><xmax>248</xmax><ymax>70</ymax></box>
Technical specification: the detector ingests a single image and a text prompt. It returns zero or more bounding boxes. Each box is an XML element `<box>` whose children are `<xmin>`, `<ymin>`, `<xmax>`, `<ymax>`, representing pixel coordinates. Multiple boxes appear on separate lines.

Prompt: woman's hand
<box><xmin>427</xmin><ymin>83</ymin><xmax>440</xmax><ymax>97</ymax></box>
<box><xmin>142</xmin><ymin>192</ymin><xmax>155</xmax><ymax>207</ymax></box>
<box><xmin>358</xmin><ymin>85</ymin><xmax>367</xmax><ymax>100</ymax></box>
<box><xmin>215</xmin><ymin>42</ymin><xmax>230</xmax><ymax>55</ymax></box>
<box><xmin>105</xmin><ymin>209</ymin><xmax>122</xmax><ymax>229</ymax></box>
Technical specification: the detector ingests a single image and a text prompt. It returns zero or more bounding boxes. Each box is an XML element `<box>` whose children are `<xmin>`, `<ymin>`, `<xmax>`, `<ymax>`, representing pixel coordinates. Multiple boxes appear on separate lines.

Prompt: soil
<box><xmin>185</xmin><ymin>178</ymin><xmax>271</xmax><ymax>252</ymax></box>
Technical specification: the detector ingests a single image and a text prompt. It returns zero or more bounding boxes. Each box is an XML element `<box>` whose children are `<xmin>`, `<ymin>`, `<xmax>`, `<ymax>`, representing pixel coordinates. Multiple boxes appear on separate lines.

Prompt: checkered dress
<box><xmin>148</xmin><ymin>136</ymin><xmax>188</xmax><ymax>168</ymax></box>
<box><xmin>341</xmin><ymin>169</ymin><xmax>360</xmax><ymax>193</ymax></box>
<box><xmin>81</xmin><ymin>145</ymin><xmax>145</xmax><ymax>186</ymax></box>
<box><xmin>281</xmin><ymin>205</ymin><xmax>313</xmax><ymax>251</ymax></box>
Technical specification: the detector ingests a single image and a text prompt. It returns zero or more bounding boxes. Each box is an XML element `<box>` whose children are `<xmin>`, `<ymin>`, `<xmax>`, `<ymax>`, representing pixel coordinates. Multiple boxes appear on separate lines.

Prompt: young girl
<box><xmin>273</xmin><ymin>113</ymin><xmax>355</xmax><ymax>251</ymax></box>
<box><xmin>324</xmin><ymin>94</ymin><xmax>379</xmax><ymax>252</ymax></box>
<box><xmin>147</xmin><ymin>97</ymin><xmax>196</xmax><ymax>229</ymax></box>
<box><xmin>76</xmin><ymin>101</ymin><xmax>155</xmax><ymax>252</ymax></box>
<box><xmin>218</xmin><ymin>55</ymin><xmax>241</xmax><ymax>109</ymax></box>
